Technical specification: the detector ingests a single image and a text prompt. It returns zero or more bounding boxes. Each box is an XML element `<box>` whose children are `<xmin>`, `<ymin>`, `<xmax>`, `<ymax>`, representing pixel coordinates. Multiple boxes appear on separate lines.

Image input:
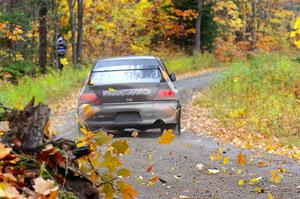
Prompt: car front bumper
<box><xmin>78</xmin><ymin>101</ymin><xmax>181</xmax><ymax>129</ymax></box>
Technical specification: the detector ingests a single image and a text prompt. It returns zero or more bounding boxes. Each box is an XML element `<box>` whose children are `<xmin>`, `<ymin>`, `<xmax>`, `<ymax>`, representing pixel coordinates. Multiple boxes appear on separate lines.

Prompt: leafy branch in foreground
<box><xmin>0</xmin><ymin>98</ymin><xmax>136</xmax><ymax>199</ymax></box>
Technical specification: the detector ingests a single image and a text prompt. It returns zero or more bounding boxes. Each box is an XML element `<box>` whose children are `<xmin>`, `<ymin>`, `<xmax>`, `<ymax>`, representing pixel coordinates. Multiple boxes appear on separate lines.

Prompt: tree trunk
<box><xmin>250</xmin><ymin>0</ymin><xmax>256</xmax><ymax>51</ymax></box>
<box><xmin>7</xmin><ymin>98</ymin><xmax>50</xmax><ymax>151</ymax></box>
<box><xmin>68</xmin><ymin>0</ymin><xmax>77</xmax><ymax>65</ymax></box>
<box><xmin>39</xmin><ymin>1</ymin><xmax>48</xmax><ymax>73</ymax></box>
<box><xmin>195</xmin><ymin>0</ymin><xmax>203</xmax><ymax>53</ymax></box>
<box><xmin>76</xmin><ymin>0</ymin><xmax>84</xmax><ymax>63</ymax></box>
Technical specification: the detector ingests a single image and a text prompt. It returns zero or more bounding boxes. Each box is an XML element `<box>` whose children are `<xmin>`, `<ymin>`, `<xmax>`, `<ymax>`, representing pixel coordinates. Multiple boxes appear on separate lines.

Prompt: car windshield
<box><xmin>90</xmin><ymin>58</ymin><xmax>163</xmax><ymax>84</ymax></box>
<box><xmin>93</xmin><ymin>58</ymin><xmax>159</xmax><ymax>71</ymax></box>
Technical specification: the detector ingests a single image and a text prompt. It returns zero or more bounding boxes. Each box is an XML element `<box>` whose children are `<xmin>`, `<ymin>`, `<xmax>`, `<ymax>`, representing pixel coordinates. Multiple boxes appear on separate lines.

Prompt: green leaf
<box><xmin>94</xmin><ymin>131</ymin><xmax>113</xmax><ymax>146</ymax></box>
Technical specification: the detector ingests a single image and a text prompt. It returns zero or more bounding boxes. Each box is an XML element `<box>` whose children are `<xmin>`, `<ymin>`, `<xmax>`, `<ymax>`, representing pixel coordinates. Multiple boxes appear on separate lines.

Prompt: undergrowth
<box><xmin>196</xmin><ymin>53</ymin><xmax>300</xmax><ymax>146</ymax></box>
<box><xmin>164</xmin><ymin>52</ymin><xmax>221</xmax><ymax>74</ymax></box>
<box><xmin>0</xmin><ymin>66</ymin><xmax>90</xmax><ymax>108</ymax></box>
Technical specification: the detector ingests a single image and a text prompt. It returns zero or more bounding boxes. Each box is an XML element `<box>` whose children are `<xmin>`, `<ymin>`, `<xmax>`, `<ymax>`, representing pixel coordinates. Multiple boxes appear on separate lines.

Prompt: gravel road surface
<box><xmin>55</xmin><ymin>72</ymin><xmax>300</xmax><ymax>199</ymax></box>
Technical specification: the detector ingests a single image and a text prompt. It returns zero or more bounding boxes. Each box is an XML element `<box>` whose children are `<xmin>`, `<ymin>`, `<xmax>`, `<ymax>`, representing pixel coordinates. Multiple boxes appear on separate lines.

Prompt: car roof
<box><xmin>97</xmin><ymin>56</ymin><xmax>157</xmax><ymax>62</ymax></box>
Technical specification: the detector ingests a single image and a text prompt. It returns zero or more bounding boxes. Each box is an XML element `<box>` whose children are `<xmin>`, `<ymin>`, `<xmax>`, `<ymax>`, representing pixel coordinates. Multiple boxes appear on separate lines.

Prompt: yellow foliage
<box><xmin>60</xmin><ymin>58</ymin><xmax>69</xmax><ymax>66</ymax></box>
<box><xmin>101</xmin><ymin>151</ymin><xmax>122</xmax><ymax>171</ymax></box>
<box><xmin>237</xmin><ymin>179</ymin><xmax>245</xmax><ymax>186</ymax></box>
<box><xmin>223</xmin><ymin>156</ymin><xmax>230</xmax><ymax>165</ymax></box>
<box><xmin>291</xmin><ymin>17</ymin><xmax>300</xmax><ymax>49</ymax></box>
<box><xmin>158</xmin><ymin>129</ymin><xmax>175</xmax><ymax>145</ymax></box>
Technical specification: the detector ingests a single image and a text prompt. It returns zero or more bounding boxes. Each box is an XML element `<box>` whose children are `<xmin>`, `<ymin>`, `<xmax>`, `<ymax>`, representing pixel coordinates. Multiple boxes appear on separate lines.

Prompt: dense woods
<box><xmin>0</xmin><ymin>1</ymin><xmax>300</xmax><ymax>198</ymax></box>
<box><xmin>0</xmin><ymin>0</ymin><xmax>299</xmax><ymax>82</ymax></box>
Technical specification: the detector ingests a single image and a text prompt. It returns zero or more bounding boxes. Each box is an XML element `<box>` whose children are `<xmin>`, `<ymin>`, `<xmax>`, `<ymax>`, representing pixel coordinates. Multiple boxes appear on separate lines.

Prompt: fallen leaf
<box><xmin>223</xmin><ymin>156</ymin><xmax>230</xmax><ymax>165</ymax></box>
<box><xmin>253</xmin><ymin>186</ymin><xmax>263</xmax><ymax>193</ymax></box>
<box><xmin>257</xmin><ymin>161</ymin><xmax>266</xmax><ymax>167</ymax></box>
<box><xmin>48</xmin><ymin>191</ymin><xmax>58</xmax><ymax>199</ymax></box>
<box><xmin>238</xmin><ymin>179</ymin><xmax>245</xmax><ymax>186</ymax></box>
<box><xmin>33</xmin><ymin>177</ymin><xmax>59</xmax><ymax>196</ymax></box>
<box><xmin>249</xmin><ymin>176</ymin><xmax>262</xmax><ymax>183</ymax></box>
<box><xmin>221</xmin><ymin>168</ymin><xmax>227</xmax><ymax>174</ymax></box>
<box><xmin>270</xmin><ymin>170</ymin><xmax>281</xmax><ymax>184</ymax></box>
<box><xmin>208</xmin><ymin>169</ymin><xmax>220</xmax><ymax>174</ymax></box>
<box><xmin>277</xmin><ymin>167</ymin><xmax>286</xmax><ymax>173</ymax></box>
<box><xmin>179</xmin><ymin>195</ymin><xmax>189</xmax><ymax>199</ymax></box>
<box><xmin>0</xmin><ymin>182</ymin><xmax>21</xmax><ymax>198</ymax></box>
<box><xmin>148</xmin><ymin>153</ymin><xmax>152</xmax><ymax>161</ymax></box>
<box><xmin>267</xmin><ymin>192</ymin><xmax>274</xmax><ymax>199</ymax></box>
<box><xmin>149</xmin><ymin>176</ymin><xmax>159</xmax><ymax>186</ymax></box>
<box><xmin>237</xmin><ymin>153</ymin><xmax>247</xmax><ymax>165</ymax></box>
<box><xmin>236</xmin><ymin>169</ymin><xmax>242</xmax><ymax>175</ymax></box>
<box><xmin>0</xmin><ymin>173</ymin><xmax>17</xmax><ymax>184</ymax></box>
<box><xmin>158</xmin><ymin>129</ymin><xmax>175</xmax><ymax>145</ymax></box>
<box><xmin>131</xmin><ymin>131</ymin><xmax>139</xmax><ymax>138</ymax></box>
<box><xmin>210</xmin><ymin>152</ymin><xmax>222</xmax><ymax>161</ymax></box>
<box><xmin>0</xmin><ymin>143</ymin><xmax>12</xmax><ymax>160</ymax></box>
<box><xmin>196</xmin><ymin>163</ymin><xmax>204</xmax><ymax>170</ymax></box>
<box><xmin>146</xmin><ymin>165</ymin><xmax>153</xmax><ymax>173</ymax></box>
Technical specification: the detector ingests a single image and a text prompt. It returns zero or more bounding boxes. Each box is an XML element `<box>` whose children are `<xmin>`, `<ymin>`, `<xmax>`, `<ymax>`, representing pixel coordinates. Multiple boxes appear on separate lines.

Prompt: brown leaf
<box><xmin>146</xmin><ymin>165</ymin><xmax>153</xmax><ymax>173</ymax></box>
<box><xmin>236</xmin><ymin>153</ymin><xmax>247</xmax><ymax>165</ymax></box>
<box><xmin>0</xmin><ymin>173</ymin><xmax>17</xmax><ymax>184</ymax></box>
<box><xmin>257</xmin><ymin>161</ymin><xmax>266</xmax><ymax>167</ymax></box>
<box><xmin>0</xmin><ymin>143</ymin><xmax>12</xmax><ymax>160</ymax></box>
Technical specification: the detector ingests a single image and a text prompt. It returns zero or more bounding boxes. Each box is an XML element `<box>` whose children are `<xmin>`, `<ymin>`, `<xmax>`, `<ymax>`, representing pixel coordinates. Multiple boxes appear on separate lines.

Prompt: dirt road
<box><xmin>54</xmin><ymin>72</ymin><xmax>300</xmax><ymax>199</ymax></box>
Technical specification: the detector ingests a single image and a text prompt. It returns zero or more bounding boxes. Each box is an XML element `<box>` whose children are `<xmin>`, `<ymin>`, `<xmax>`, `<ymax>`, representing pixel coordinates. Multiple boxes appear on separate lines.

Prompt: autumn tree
<box><xmin>76</xmin><ymin>0</ymin><xmax>84</xmax><ymax>63</ymax></box>
<box><xmin>195</xmin><ymin>0</ymin><xmax>204</xmax><ymax>52</ymax></box>
<box><xmin>39</xmin><ymin>1</ymin><xmax>49</xmax><ymax>73</ymax></box>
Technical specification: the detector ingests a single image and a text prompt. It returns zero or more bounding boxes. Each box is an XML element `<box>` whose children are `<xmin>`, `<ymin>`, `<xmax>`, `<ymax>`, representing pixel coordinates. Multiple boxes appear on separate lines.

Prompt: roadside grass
<box><xmin>196</xmin><ymin>53</ymin><xmax>300</xmax><ymax>146</ymax></box>
<box><xmin>164</xmin><ymin>52</ymin><xmax>221</xmax><ymax>74</ymax></box>
<box><xmin>0</xmin><ymin>54</ymin><xmax>221</xmax><ymax>109</ymax></box>
<box><xmin>0</xmin><ymin>65</ymin><xmax>90</xmax><ymax>108</ymax></box>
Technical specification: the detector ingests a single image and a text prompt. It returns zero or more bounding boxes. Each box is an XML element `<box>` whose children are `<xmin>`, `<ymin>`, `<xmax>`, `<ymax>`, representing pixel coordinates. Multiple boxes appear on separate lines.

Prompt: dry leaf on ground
<box><xmin>33</xmin><ymin>177</ymin><xmax>59</xmax><ymax>196</ymax></box>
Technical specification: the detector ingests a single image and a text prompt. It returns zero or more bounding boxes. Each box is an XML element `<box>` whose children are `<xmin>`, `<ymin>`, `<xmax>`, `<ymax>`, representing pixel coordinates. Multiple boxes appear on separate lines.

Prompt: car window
<box><xmin>93</xmin><ymin>59</ymin><xmax>159</xmax><ymax>71</ymax></box>
<box><xmin>90</xmin><ymin>69</ymin><xmax>163</xmax><ymax>85</ymax></box>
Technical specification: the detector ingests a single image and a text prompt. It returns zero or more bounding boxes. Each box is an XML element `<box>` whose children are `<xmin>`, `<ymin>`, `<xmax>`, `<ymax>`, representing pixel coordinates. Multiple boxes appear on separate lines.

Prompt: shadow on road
<box><xmin>110</xmin><ymin>129</ymin><xmax>163</xmax><ymax>139</ymax></box>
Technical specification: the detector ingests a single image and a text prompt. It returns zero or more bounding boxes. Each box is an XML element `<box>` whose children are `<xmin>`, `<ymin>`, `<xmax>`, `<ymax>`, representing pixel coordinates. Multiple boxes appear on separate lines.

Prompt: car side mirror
<box><xmin>169</xmin><ymin>73</ymin><xmax>176</xmax><ymax>82</ymax></box>
<box><xmin>82</xmin><ymin>77</ymin><xmax>86</xmax><ymax>84</ymax></box>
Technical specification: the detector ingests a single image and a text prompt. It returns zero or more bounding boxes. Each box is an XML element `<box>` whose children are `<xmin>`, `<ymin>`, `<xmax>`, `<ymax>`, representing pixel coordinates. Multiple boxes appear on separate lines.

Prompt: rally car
<box><xmin>77</xmin><ymin>56</ymin><xmax>181</xmax><ymax>134</ymax></box>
